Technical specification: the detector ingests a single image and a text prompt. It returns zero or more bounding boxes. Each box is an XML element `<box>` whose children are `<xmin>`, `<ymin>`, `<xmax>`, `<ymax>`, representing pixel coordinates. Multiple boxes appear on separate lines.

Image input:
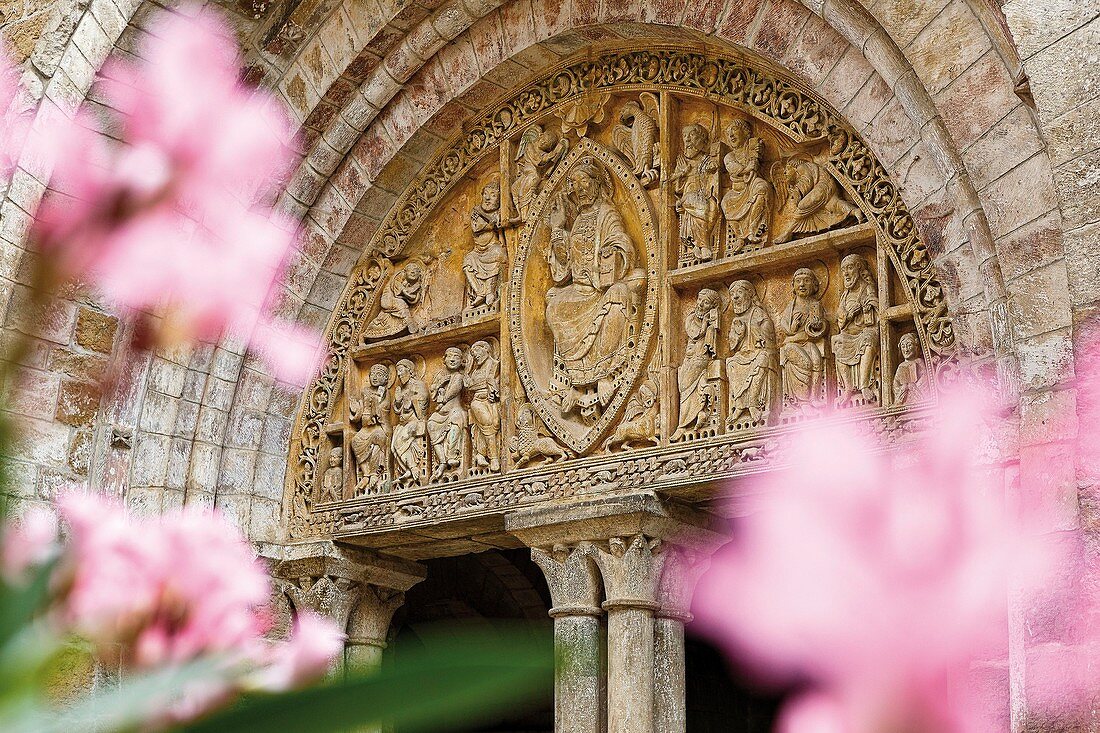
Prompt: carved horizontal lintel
<box><xmin>668</xmin><ymin>221</ymin><xmax>877</xmax><ymax>290</ymax></box>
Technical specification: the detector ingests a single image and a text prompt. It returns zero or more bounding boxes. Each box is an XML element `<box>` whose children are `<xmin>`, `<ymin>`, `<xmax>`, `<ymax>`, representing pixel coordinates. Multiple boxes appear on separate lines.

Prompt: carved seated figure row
<box><xmin>672</xmin><ymin>254</ymin><xmax>925</xmax><ymax>441</ymax></box>
<box><xmin>343</xmin><ymin>342</ymin><xmax>503</xmax><ymax>497</ymax></box>
<box><xmin>671</xmin><ymin>120</ymin><xmax>863</xmax><ymax>265</ymax></box>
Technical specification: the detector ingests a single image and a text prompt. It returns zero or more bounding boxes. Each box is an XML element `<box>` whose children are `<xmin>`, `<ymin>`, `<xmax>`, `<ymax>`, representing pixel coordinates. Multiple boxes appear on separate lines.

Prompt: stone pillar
<box><xmin>506</xmin><ymin>492</ymin><xmax>721</xmax><ymax>733</ymax></box>
<box><xmin>589</xmin><ymin>535</ymin><xmax>665</xmax><ymax>733</ymax></box>
<box><xmin>653</xmin><ymin>545</ymin><xmax>710</xmax><ymax>733</ymax></box>
<box><xmin>267</xmin><ymin>541</ymin><xmax>426</xmax><ymax>677</ymax></box>
<box><xmin>345</xmin><ymin>585</ymin><xmax>406</xmax><ymax>672</ymax></box>
<box><xmin>531</xmin><ymin>544</ymin><xmax>604</xmax><ymax>733</ymax></box>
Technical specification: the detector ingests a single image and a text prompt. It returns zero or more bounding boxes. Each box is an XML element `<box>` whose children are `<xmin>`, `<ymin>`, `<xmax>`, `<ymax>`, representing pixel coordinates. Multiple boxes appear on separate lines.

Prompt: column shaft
<box><xmin>554</xmin><ymin>613</ymin><xmax>603</xmax><ymax>733</ymax></box>
<box><xmin>653</xmin><ymin>617</ymin><xmax>686</xmax><ymax>733</ymax></box>
<box><xmin>605</xmin><ymin>605</ymin><xmax>655</xmax><ymax>733</ymax></box>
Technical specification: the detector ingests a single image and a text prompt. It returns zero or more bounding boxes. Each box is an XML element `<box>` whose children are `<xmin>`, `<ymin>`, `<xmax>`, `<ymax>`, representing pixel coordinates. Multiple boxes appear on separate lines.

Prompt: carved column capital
<box><xmin>531</xmin><ymin>544</ymin><xmax>602</xmax><ymax>618</ymax></box>
<box><xmin>586</xmin><ymin>534</ymin><xmax>667</xmax><ymax>611</ymax></box>
<box><xmin>655</xmin><ymin>544</ymin><xmax>712</xmax><ymax>623</ymax></box>
<box><xmin>265</xmin><ymin>541</ymin><xmax>426</xmax><ymax>633</ymax></box>
<box><xmin>347</xmin><ymin>585</ymin><xmax>406</xmax><ymax>648</ymax></box>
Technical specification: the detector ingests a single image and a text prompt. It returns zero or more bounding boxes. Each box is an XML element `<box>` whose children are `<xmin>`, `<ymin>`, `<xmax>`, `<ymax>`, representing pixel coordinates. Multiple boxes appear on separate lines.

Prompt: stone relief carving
<box><xmin>771</xmin><ymin>155</ymin><xmax>863</xmax><ymax>245</ymax></box>
<box><xmin>672</xmin><ymin>288</ymin><xmax>723</xmax><ymax>442</ymax></box>
<box><xmin>427</xmin><ymin>347</ymin><xmax>468</xmax><ymax>483</ymax></box>
<box><xmin>510</xmin><ymin>402</ymin><xmax>569</xmax><ymax>468</ymax></box>
<box><xmin>893</xmin><ymin>332</ymin><xmax>927</xmax><ymax>406</ymax></box>
<box><xmin>612</xmin><ymin>93</ymin><xmax>661</xmax><ymax>187</ymax></box>
<box><xmin>349</xmin><ymin>363</ymin><xmax>392</xmax><ymax>495</ymax></box>
<box><xmin>778</xmin><ymin>267</ymin><xmax>829</xmax><ymax>416</ymax></box>
<box><xmin>671</xmin><ymin>124</ymin><xmax>720</xmax><ymax>264</ymax></box>
<box><xmin>286</xmin><ymin>48</ymin><xmax>959</xmax><ymax>538</ymax></box>
<box><xmin>390</xmin><ymin>358</ymin><xmax>429</xmax><ymax>488</ymax></box>
<box><xmin>513</xmin><ymin>124</ymin><xmax>568</xmax><ymax>221</ymax></box>
<box><xmin>321</xmin><ymin>447</ymin><xmax>344</xmax><ymax>503</ymax></box>
<box><xmin>720</xmin><ymin>119</ymin><xmax>772</xmax><ymax>255</ymax></box>
<box><xmin>725</xmin><ymin>280</ymin><xmax>780</xmax><ymax>431</ymax></box>
<box><xmin>466</xmin><ymin>339</ymin><xmax>502</xmax><ymax>474</ymax></box>
<box><xmin>363</xmin><ymin>259</ymin><xmax>433</xmax><ymax>341</ymax></box>
<box><xmin>464</xmin><ymin>182</ymin><xmax>509</xmax><ymax>314</ymax></box>
<box><xmin>556</xmin><ymin>92</ymin><xmax>611</xmax><ymax>138</ymax></box>
<box><xmin>544</xmin><ymin>156</ymin><xmax>643</xmax><ymax>423</ymax></box>
<box><xmin>833</xmin><ymin>253</ymin><xmax>880</xmax><ymax>407</ymax></box>
<box><xmin>604</xmin><ymin>370</ymin><xmax>659</xmax><ymax>452</ymax></box>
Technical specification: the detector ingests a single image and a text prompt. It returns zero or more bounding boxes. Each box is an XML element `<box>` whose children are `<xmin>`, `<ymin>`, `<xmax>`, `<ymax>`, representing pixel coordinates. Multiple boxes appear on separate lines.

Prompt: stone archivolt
<box><xmin>286</xmin><ymin>46</ymin><xmax>956</xmax><ymax>540</ymax></box>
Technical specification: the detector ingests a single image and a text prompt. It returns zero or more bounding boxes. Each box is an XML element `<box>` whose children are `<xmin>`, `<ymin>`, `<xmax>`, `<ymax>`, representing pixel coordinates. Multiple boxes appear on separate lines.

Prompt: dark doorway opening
<box><xmin>391</xmin><ymin>548</ymin><xmax>554</xmax><ymax>733</ymax></box>
<box><xmin>685</xmin><ymin>633</ymin><xmax>782</xmax><ymax>732</ymax></box>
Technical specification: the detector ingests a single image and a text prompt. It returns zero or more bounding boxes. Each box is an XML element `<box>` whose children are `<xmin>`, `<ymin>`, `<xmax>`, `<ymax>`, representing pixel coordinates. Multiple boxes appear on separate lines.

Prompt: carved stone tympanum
<box><xmin>287</xmin><ymin>47</ymin><xmax>957</xmax><ymax>538</ymax></box>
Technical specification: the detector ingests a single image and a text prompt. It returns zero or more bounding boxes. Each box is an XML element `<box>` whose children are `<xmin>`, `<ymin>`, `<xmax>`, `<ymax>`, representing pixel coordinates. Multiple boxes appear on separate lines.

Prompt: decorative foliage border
<box><xmin>285</xmin><ymin>46</ymin><xmax>956</xmax><ymax>540</ymax></box>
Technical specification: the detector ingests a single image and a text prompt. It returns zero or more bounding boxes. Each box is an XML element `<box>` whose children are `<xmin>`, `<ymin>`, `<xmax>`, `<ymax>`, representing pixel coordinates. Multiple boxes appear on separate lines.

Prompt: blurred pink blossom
<box><xmin>50</xmin><ymin>492</ymin><xmax>342</xmax><ymax>721</ymax></box>
<box><xmin>0</xmin><ymin>45</ymin><xmax>31</xmax><ymax>180</ymax></box>
<box><xmin>0</xmin><ymin>506</ymin><xmax>59</xmax><ymax>582</ymax></box>
<box><xmin>248</xmin><ymin>612</ymin><xmax>346</xmax><ymax>692</ymax></box>
<box><xmin>692</xmin><ymin>390</ymin><xmax>1056</xmax><ymax>733</ymax></box>
<box><xmin>25</xmin><ymin>8</ymin><xmax>318</xmax><ymax>385</ymax></box>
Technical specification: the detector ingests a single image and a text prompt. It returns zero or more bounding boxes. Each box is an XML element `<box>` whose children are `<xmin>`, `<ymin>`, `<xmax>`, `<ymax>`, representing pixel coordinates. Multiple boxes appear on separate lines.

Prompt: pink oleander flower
<box><xmin>248</xmin><ymin>612</ymin><xmax>346</xmax><ymax>692</ymax></box>
<box><xmin>49</xmin><ymin>492</ymin><xmax>342</xmax><ymax>722</ymax></box>
<box><xmin>25</xmin><ymin>7</ymin><xmax>319</xmax><ymax>385</ymax></box>
<box><xmin>0</xmin><ymin>506</ymin><xmax>59</xmax><ymax>582</ymax></box>
<box><xmin>692</xmin><ymin>389</ymin><xmax>1055</xmax><ymax>733</ymax></box>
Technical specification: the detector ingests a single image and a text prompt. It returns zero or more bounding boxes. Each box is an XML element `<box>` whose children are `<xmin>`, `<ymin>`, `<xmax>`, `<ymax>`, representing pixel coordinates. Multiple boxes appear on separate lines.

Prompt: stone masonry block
<box><xmin>74</xmin><ymin>307</ymin><xmax>119</xmax><ymax>353</ymax></box>
<box><xmin>55</xmin><ymin>379</ymin><xmax>101</xmax><ymax>428</ymax></box>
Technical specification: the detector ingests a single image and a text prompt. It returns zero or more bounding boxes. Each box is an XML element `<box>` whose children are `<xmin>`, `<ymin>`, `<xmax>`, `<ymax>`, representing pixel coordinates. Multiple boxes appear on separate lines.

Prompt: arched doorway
<box><xmin>392</xmin><ymin>549</ymin><xmax>555</xmax><ymax>733</ymax></box>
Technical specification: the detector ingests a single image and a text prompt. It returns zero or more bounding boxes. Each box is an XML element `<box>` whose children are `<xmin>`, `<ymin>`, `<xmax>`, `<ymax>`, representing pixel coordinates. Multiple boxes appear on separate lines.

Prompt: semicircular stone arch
<box><xmin>286</xmin><ymin>41</ymin><xmax>961</xmax><ymax>542</ymax></box>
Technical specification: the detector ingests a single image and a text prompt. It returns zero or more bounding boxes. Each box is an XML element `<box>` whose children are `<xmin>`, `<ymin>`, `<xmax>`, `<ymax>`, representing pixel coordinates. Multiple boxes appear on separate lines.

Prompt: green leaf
<box><xmin>177</xmin><ymin>624</ymin><xmax>554</xmax><ymax>733</ymax></box>
<box><xmin>6</xmin><ymin>657</ymin><xmax>226</xmax><ymax>733</ymax></box>
<box><xmin>0</xmin><ymin>559</ymin><xmax>58</xmax><ymax>652</ymax></box>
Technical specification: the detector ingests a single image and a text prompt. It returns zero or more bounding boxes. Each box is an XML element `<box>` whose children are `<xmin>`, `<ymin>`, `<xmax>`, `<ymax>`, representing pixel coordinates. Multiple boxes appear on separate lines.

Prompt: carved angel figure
<box><xmin>465</xmin><ymin>182</ymin><xmax>508</xmax><ymax>310</ymax></box>
<box><xmin>364</xmin><ymin>261</ymin><xmax>430</xmax><ymax>340</ymax></box>
<box><xmin>893</xmin><ymin>332</ymin><xmax>927</xmax><ymax>406</ymax></box>
<box><xmin>513</xmin><ymin>124</ymin><xmax>568</xmax><ymax>221</ymax></box>
<box><xmin>671</xmin><ymin>124</ymin><xmax>720</xmax><ymax>262</ymax></box>
<box><xmin>832</xmin><ymin>253</ymin><xmax>880</xmax><ymax>406</ymax></box>
<box><xmin>604</xmin><ymin>373</ymin><xmax>659</xmax><ymax>452</ymax></box>
<box><xmin>725</xmin><ymin>280</ymin><xmax>780</xmax><ymax>430</ymax></box>
<box><xmin>390</xmin><ymin>358</ymin><xmax>429</xmax><ymax>487</ymax></box>
<box><xmin>672</xmin><ymin>288</ymin><xmax>723</xmax><ymax>441</ymax></box>
<box><xmin>427</xmin><ymin>347</ymin><xmax>467</xmax><ymax>482</ymax></box>
<box><xmin>349</xmin><ymin>363</ymin><xmax>392</xmax><ymax>495</ymax></box>
<box><xmin>320</xmin><ymin>447</ymin><xmax>344</xmax><ymax>503</ymax></box>
<box><xmin>721</xmin><ymin>119</ymin><xmax>773</xmax><ymax>253</ymax></box>
<box><xmin>772</xmin><ymin>156</ymin><xmax>862</xmax><ymax>244</ymax></box>
<box><xmin>510</xmin><ymin>403</ymin><xmax>569</xmax><ymax>468</ymax></box>
<box><xmin>545</xmin><ymin>157</ymin><xmax>645</xmax><ymax>422</ymax></box>
<box><xmin>612</xmin><ymin>93</ymin><xmax>660</xmax><ymax>187</ymax></box>
<box><xmin>465</xmin><ymin>340</ymin><xmax>501</xmax><ymax>473</ymax></box>
<box><xmin>778</xmin><ymin>268</ymin><xmax>828</xmax><ymax>409</ymax></box>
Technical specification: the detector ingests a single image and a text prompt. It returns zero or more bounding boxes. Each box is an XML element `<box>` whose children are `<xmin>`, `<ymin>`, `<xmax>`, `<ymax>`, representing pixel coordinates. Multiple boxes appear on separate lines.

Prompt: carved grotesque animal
<box><xmin>604</xmin><ymin>376</ymin><xmax>659</xmax><ymax>452</ymax></box>
<box><xmin>510</xmin><ymin>404</ymin><xmax>569</xmax><ymax>468</ymax></box>
<box><xmin>612</xmin><ymin>92</ymin><xmax>660</xmax><ymax>187</ymax></box>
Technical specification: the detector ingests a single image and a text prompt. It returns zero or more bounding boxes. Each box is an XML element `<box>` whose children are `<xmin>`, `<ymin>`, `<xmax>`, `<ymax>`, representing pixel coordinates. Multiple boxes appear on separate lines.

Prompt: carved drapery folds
<box><xmin>286</xmin><ymin>47</ymin><xmax>956</xmax><ymax>539</ymax></box>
